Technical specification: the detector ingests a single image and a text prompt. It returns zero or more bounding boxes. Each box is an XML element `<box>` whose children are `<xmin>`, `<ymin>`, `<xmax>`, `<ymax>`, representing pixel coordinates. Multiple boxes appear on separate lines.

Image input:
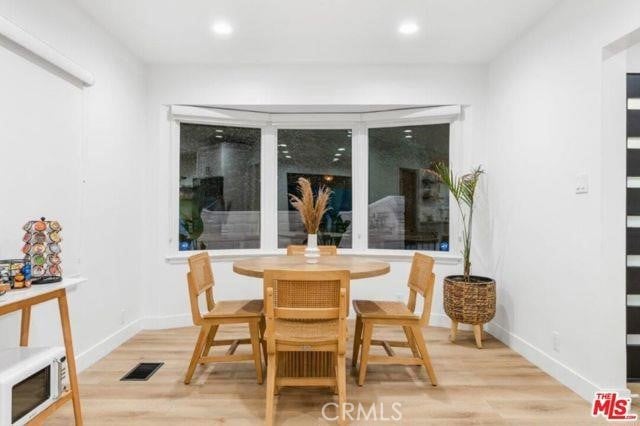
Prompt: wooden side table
<box><xmin>0</xmin><ymin>277</ymin><xmax>85</xmax><ymax>425</ymax></box>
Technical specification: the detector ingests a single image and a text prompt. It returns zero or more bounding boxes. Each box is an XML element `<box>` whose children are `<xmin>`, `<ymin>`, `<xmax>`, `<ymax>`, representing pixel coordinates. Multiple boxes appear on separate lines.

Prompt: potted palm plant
<box><xmin>429</xmin><ymin>162</ymin><xmax>495</xmax><ymax>349</ymax></box>
<box><xmin>289</xmin><ymin>177</ymin><xmax>331</xmax><ymax>263</ymax></box>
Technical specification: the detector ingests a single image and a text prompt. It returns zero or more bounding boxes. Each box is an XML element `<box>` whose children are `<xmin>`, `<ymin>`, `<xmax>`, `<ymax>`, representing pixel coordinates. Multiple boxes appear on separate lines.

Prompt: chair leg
<box><xmin>200</xmin><ymin>325</ymin><xmax>218</xmax><ymax>364</ymax></box>
<box><xmin>450</xmin><ymin>320</ymin><xmax>458</xmax><ymax>342</ymax></box>
<box><xmin>185</xmin><ymin>324</ymin><xmax>210</xmax><ymax>384</ymax></box>
<box><xmin>265</xmin><ymin>353</ymin><xmax>277</xmax><ymax>426</ymax></box>
<box><xmin>352</xmin><ymin>316</ymin><xmax>363</xmax><ymax>367</ymax></box>
<box><xmin>249</xmin><ymin>321</ymin><xmax>263</xmax><ymax>384</ymax></box>
<box><xmin>403</xmin><ymin>326</ymin><xmax>420</xmax><ymax>358</ymax></box>
<box><xmin>336</xmin><ymin>354</ymin><xmax>347</xmax><ymax>425</ymax></box>
<box><xmin>473</xmin><ymin>324</ymin><xmax>483</xmax><ymax>349</ymax></box>
<box><xmin>260</xmin><ymin>316</ymin><xmax>267</xmax><ymax>366</ymax></box>
<box><xmin>357</xmin><ymin>322</ymin><xmax>373</xmax><ymax>386</ymax></box>
<box><xmin>411</xmin><ymin>325</ymin><xmax>437</xmax><ymax>386</ymax></box>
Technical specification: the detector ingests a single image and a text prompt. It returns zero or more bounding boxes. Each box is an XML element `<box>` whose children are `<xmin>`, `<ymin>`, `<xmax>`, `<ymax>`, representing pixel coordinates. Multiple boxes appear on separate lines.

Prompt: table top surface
<box><xmin>0</xmin><ymin>276</ymin><xmax>86</xmax><ymax>309</ymax></box>
<box><xmin>233</xmin><ymin>255</ymin><xmax>390</xmax><ymax>279</ymax></box>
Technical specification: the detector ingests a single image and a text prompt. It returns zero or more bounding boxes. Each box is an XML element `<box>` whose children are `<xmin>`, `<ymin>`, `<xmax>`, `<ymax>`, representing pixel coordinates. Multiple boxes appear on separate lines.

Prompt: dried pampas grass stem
<box><xmin>288</xmin><ymin>177</ymin><xmax>331</xmax><ymax>234</ymax></box>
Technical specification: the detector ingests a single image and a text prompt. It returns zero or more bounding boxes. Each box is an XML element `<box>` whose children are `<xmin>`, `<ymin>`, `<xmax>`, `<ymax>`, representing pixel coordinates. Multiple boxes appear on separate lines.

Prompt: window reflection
<box><xmin>277</xmin><ymin>129</ymin><xmax>352</xmax><ymax>248</ymax></box>
<box><xmin>179</xmin><ymin>123</ymin><xmax>261</xmax><ymax>250</ymax></box>
<box><xmin>368</xmin><ymin>124</ymin><xmax>449</xmax><ymax>251</ymax></box>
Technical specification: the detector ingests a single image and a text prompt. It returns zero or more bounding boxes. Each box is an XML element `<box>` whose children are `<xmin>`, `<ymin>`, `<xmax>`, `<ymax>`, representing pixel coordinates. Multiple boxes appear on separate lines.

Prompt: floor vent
<box><xmin>120</xmin><ymin>362</ymin><xmax>164</xmax><ymax>381</ymax></box>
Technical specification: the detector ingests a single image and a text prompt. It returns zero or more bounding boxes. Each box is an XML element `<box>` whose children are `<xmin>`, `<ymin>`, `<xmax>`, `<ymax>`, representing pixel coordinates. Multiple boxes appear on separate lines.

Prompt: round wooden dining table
<box><xmin>232</xmin><ymin>255</ymin><xmax>390</xmax><ymax>280</ymax></box>
<box><xmin>232</xmin><ymin>254</ymin><xmax>391</xmax><ymax>379</ymax></box>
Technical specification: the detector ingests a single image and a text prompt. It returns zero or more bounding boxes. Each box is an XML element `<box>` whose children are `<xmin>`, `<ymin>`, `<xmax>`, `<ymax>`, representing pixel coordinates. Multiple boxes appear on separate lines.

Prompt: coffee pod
<box><xmin>32</xmin><ymin>265</ymin><xmax>45</xmax><ymax>277</ymax></box>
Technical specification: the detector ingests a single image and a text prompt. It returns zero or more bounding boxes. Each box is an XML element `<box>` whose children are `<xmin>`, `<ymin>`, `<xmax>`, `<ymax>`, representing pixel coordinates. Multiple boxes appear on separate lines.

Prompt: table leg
<box><xmin>58</xmin><ymin>291</ymin><xmax>83</xmax><ymax>425</ymax></box>
<box><xmin>20</xmin><ymin>306</ymin><xmax>31</xmax><ymax>346</ymax></box>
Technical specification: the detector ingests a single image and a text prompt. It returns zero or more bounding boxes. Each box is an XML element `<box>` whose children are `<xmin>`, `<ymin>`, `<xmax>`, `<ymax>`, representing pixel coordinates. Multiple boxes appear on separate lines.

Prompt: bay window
<box><xmin>179</xmin><ymin>123</ymin><xmax>261</xmax><ymax>250</ymax></box>
<box><xmin>171</xmin><ymin>105</ymin><xmax>460</xmax><ymax>257</ymax></box>
<box><xmin>368</xmin><ymin>124</ymin><xmax>450</xmax><ymax>251</ymax></box>
<box><xmin>277</xmin><ymin>129</ymin><xmax>353</xmax><ymax>248</ymax></box>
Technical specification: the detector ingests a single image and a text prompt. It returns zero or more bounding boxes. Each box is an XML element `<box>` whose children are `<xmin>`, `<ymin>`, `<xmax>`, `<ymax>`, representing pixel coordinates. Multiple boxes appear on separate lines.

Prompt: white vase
<box><xmin>305</xmin><ymin>233</ymin><xmax>320</xmax><ymax>264</ymax></box>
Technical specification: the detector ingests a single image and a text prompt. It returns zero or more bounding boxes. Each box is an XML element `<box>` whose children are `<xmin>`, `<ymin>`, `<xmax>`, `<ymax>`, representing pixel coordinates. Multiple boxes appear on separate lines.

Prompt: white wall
<box><xmin>144</xmin><ymin>64</ymin><xmax>490</xmax><ymax>329</ymax></box>
<box><xmin>7</xmin><ymin>0</ymin><xmax>637</xmax><ymax>407</ymax></box>
<box><xmin>485</xmin><ymin>0</ymin><xmax>640</xmax><ymax>400</ymax></box>
<box><xmin>0</xmin><ymin>0</ymin><xmax>147</xmax><ymax>370</ymax></box>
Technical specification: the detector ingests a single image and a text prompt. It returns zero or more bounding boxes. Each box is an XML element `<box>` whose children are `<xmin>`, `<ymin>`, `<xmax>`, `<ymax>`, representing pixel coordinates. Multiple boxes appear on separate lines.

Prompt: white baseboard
<box><xmin>138</xmin><ymin>312</ymin><xmax>458</xmax><ymax>331</ymax></box>
<box><xmin>484</xmin><ymin>321</ymin><xmax>608</xmax><ymax>401</ymax></box>
<box><xmin>429</xmin><ymin>312</ymin><xmax>474</xmax><ymax>331</ymax></box>
<box><xmin>75</xmin><ymin>319</ymin><xmax>142</xmax><ymax>372</ymax></box>
<box><xmin>141</xmin><ymin>313</ymin><xmax>192</xmax><ymax>330</ymax></box>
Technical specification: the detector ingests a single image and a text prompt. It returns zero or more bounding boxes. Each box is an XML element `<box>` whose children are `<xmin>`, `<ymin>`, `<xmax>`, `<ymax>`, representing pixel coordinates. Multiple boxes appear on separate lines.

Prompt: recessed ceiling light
<box><xmin>211</xmin><ymin>21</ymin><xmax>233</xmax><ymax>36</ymax></box>
<box><xmin>282</xmin><ymin>150</ymin><xmax>289</xmax><ymax>154</ymax></box>
<box><xmin>398</xmin><ymin>21</ymin><xmax>419</xmax><ymax>35</ymax></box>
<box><xmin>335</xmin><ymin>153</ymin><xmax>342</xmax><ymax>157</ymax></box>
<box><xmin>333</xmin><ymin>158</ymin><xmax>340</xmax><ymax>162</ymax></box>
<box><xmin>405</xmin><ymin>135</ymin><xmax>412</xmax><ymax>139</ymax></box>
<box><xmin>285</xmin><ymin>155</ymin><xmax>292</xmax><ymax>159</ymax></box>
<box><xmin>215</xmin><ymin>135</ymin><xmax>223</xmax><ymax>139</ymax></box>
<box><xmin>404</xmin><ymin>129</ymin><xmax>412</xmax><ymax>133</ymax></box>
<box><xmin>337</xmin><ymin>147</ymin><xmax>346</xmax><ymax>151</ymax></box>
<box><xmin>215</xmin><ymin>129</ymin><xmax>224</xmax><ymax>133</ymax></box>
<box><xmin>278</xmin><ymin>144</ymin><xmax>287</xmax><ymax>147</ymax></box>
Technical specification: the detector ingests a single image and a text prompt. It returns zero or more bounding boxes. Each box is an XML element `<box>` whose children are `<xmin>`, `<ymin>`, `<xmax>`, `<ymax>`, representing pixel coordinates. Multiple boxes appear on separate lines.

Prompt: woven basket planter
<box><xmin>443</xmin><ymin>276</ymin><xmax>496</xmax><ymax>325</ymax></box>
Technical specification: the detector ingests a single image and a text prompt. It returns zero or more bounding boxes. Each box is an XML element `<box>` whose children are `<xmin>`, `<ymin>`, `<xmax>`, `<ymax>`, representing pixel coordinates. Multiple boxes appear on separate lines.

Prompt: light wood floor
<box><xmin>47</xmin><ymin>324</ymin><xmax>599</xmax><ymax>425</ymax></box>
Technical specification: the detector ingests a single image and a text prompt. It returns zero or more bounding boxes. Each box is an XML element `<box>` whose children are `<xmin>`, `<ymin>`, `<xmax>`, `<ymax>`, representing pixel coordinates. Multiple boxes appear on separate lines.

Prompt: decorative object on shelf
<box><xmin>0</xmin><ymin>258</ymin><xmax>31</xmax><ymax>288</ymax></box>
<box><xmin>428</xmin><ymin>163</ymin><xmax>495</xmax><ymax>349</ymax></box>
<box><xmin>288</xmin><ymin>177</ymin><xmax>332</xmax><ymax>264</ymax></box>
<box><xmin>21</xmin><ymin>217</ymin><xmax>62</xmax><ymax>284</ymax></box>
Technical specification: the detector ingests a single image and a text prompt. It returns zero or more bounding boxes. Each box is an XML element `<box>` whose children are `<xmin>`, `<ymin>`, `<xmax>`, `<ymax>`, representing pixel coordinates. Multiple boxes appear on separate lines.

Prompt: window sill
<box><xmin>165</xmin><ymin>249</ymin><xmax>462</xmax><ymax>265</ymax></box>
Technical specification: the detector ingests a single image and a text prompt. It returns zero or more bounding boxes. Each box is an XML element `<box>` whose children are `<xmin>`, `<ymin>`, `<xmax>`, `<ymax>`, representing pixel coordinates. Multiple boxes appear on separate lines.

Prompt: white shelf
<box><xmin>0</xmin><ymin>276</ymin><xmax>87</xmax><ymax>308</ymax></box>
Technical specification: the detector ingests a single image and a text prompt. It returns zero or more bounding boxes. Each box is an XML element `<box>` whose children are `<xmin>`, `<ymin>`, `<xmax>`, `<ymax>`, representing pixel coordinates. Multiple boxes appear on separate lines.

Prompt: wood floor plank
<box><xmin>46</xmin><ymin>323</ymin><xmax>597</xmax><ymax>425</ymax></box>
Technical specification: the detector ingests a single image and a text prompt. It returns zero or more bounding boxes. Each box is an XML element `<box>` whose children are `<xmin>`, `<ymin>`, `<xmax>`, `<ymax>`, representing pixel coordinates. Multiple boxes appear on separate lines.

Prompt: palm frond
<box><xmin>426</xmin><ymin>162</ymin><xmax>484</xmax><ymax>280</ymax></box>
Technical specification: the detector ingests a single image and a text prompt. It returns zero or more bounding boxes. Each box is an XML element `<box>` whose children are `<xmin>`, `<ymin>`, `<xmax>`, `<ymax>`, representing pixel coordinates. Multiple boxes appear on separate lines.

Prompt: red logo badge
<box><xmin>591</xmin><ymin>392</ymin><xmax>637</xmax><ymax>421</ymax></box>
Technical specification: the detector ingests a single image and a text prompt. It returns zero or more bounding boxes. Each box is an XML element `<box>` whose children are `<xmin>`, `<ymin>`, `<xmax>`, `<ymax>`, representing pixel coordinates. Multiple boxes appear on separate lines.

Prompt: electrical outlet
<box><xmin>575</xmin><ymin>174</ymin><xmax>589</xmax><ymax>194</ymax></box>
<box><xmin>552</xmin><ymin>331</ymin><xmax>560</xmax><ymax>352</ymax></box>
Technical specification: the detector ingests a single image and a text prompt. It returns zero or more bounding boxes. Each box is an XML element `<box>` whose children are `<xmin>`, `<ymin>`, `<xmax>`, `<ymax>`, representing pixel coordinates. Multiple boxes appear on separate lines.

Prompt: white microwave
<box><xmin>0</xmin><ymin>347</ymin><xmax>68</xmax><ymax>426</ymax></box>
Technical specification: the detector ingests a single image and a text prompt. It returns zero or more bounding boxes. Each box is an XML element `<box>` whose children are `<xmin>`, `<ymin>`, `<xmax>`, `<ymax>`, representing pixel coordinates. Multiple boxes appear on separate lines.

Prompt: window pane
<box><xmin>179</xmin><ymin>123</ymin><xmax>260</xmax><ymax>250</ymax></box>
<box><xmin>277</xmin><ymin>129</ymin><xmax>352</xmax><ymax>248</ymax></box>
<box><xmin>368</xmin><ymin>124</ymin><xmax>449</xmax><ymax>251</ymax></box>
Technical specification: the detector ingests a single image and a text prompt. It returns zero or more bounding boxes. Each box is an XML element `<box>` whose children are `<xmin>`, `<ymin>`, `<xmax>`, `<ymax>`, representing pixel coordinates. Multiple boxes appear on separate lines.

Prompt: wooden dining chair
<box><xmin>184</xmin><ymin>252</ymin><xmax>265</xmax><ymax>385</ymax></box>
<box><xmin>352</xmin><ymin>252</ymin><xmax>437</xmax><ymax>386</ymax></box>
<box><xmin>263</xmin><ymin>269</ymin><xmax>349</xmax><ymax>426</ymax></box>
<box><xmin>286</xmin><ymin>245</ymin><xmax>337</xmax><ymax>255</ymax></box>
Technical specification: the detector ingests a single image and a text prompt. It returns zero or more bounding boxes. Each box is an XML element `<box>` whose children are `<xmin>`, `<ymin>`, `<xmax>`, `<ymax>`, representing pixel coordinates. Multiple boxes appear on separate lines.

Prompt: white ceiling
<box><xmin>74</xmin><ymin>0</ymin><xmax>559</xmax><ymax>64</ymax></box>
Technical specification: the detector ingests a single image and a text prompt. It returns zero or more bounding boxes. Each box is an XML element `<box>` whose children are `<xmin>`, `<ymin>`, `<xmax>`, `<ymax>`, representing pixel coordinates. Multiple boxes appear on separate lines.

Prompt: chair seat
<box><xmin>273</xmin><ymin>319</ymin><xmax>342</xmax><ymax>343</ymax></box>
<box><xmin>352</xmin><ymin>299</ymin><xmax>418</xmax><ymax>320</ymax></box>
<box><xmin>203</xmin><ymin>299</ymin><xmax>263</xmax><ymax>319</ymax></box>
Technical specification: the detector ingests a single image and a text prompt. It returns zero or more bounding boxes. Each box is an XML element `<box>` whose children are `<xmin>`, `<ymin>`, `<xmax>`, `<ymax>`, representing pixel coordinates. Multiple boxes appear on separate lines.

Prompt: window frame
<box><xmin>167</xmin><ymin>105</ymin><xmax>463</xmax><ymax>263</ymax></box>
